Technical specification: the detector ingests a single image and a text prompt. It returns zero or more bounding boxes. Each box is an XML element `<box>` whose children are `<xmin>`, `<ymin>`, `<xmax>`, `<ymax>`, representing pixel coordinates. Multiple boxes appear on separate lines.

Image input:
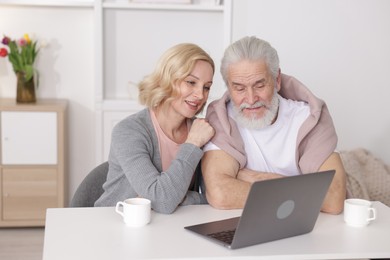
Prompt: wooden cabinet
<box><xmin>0</xmin><ymin>98</ymin><xmax>67</xmax><ymax>227</ymax></box>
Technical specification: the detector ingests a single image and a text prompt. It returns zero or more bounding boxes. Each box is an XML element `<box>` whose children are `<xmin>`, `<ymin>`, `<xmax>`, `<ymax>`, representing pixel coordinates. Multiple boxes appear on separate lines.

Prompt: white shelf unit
<box><xmin>103</xmin><ymin>2</ymin><xmax>224</xmax><ymax>11</ymax></box>
<box><xmin>94</xmin><ymin>0</ymin><xmax>232</xmax><ymax>162</ymax></box>
<box><xmin>0</xmin><ymin>0</ymin><xmax>232</xmax><ymax>163</ymax></box>
<box><xmin>0</xmin><ymin>0</ymin><xmax>93</xmax><ymax>7</ymax></box>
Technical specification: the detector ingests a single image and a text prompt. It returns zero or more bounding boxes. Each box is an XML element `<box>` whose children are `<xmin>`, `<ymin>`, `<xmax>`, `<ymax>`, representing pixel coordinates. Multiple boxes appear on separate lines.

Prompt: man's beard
<box><xmin>231</xmin><ymin>90</ymin><xmax>280</xmax><ymax>130</ymax></box>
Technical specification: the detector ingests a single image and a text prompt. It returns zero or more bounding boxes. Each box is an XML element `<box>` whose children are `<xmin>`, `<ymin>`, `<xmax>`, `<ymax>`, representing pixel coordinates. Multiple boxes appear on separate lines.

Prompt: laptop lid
<box><xmin>185</xmin><ymin>170</ymin><xmax>335</xmax><ymax>249</ymax></box>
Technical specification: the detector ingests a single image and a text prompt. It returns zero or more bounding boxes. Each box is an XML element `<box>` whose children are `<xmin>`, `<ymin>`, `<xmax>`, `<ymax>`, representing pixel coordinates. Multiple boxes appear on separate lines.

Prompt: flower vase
<box><xmin>16</xmin><ymin>72</ymin><xmax>36</xmax><ymax>103</ymax></box>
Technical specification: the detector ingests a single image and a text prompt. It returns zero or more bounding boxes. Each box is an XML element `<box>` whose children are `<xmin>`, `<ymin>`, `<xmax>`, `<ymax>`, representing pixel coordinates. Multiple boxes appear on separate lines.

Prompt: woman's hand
<box><xmin>185</xmin><ymin>118</ymin><xmax>215</xmax><ymax>147</ymax></box>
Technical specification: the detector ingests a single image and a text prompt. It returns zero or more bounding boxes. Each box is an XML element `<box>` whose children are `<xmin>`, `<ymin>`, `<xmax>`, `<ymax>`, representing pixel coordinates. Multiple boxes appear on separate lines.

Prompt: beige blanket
<box><xmin>340</xmin><ymin>148</ymin><xmax>390</xmax><ymax>206</ymax></box>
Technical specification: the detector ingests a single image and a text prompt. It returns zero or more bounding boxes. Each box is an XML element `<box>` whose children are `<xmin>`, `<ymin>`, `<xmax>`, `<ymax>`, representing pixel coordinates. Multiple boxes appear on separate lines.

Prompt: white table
<box><xmin>43</xmin><ymin>202</ymin><xmax>390</xmax><ymax>260</ymax></box>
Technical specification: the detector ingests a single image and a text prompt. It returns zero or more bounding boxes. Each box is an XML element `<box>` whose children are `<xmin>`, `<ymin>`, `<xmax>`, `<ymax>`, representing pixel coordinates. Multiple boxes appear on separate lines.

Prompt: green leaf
<box><xmin>24</xmin><ymin>65</ymin><xmax>34</xmax><ymax>81</ymax></box>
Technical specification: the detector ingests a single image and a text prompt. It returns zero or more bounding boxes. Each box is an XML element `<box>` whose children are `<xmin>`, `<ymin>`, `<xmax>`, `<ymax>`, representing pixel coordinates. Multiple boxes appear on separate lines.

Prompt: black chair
<box><xmin>69</xmin><ymin>161</ymin><xmax>109</xmax><ymax>207</ymax></box>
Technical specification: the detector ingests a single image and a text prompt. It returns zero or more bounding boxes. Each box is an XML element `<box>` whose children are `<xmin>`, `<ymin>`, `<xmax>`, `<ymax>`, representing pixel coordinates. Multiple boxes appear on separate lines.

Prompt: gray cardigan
<box><xmin>94</xmin><ymin>108</ymin><xmax>208</xmax><ymax>213</ymax></box>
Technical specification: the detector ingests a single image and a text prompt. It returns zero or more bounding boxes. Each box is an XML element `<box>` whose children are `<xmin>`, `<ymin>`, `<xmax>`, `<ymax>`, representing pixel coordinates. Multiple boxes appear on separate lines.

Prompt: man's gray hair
<box><xmin>220</xmin><ymin>36</ymin><xmax>280</xmax><ymax>85</ymax></box>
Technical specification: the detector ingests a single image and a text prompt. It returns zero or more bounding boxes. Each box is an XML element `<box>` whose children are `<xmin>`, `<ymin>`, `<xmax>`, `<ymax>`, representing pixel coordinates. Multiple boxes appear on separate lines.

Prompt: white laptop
<box><xmin>185</xmin><ymin>170</ymin><xmax>335</xmax><ymax>249</ymax></box>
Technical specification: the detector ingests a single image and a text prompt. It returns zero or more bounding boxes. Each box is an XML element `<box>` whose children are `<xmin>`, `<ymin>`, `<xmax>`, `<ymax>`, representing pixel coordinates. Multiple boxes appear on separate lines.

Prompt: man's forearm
<box><xmin>205</xmin><ymin>175</ymin><xmax>251</xmax><ymax>209</ymax></box>
<box><xmin>237</xmin><ymin>168</ymin><xmax>284</xmax><ymax>183</ymax></box>
<box><xmin>319</xmin><ymin>152</ymin><xmax>347</xmax><ymax>214</ymax></box>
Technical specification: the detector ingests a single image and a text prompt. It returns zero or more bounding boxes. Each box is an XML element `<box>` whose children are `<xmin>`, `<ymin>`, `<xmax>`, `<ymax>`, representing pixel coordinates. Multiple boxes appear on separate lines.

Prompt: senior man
<box><xmin>202</xmin><ymin>36</ymin><xmax>346</xmax><ymax>214</ymax></box>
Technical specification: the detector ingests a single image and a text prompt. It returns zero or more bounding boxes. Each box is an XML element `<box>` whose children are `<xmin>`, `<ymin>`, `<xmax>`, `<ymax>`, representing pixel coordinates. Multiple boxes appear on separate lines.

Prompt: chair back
<box><xmin>70</xmin><ymin>161</ymin><xmax>109</xmax><ymax>207</ymax></box>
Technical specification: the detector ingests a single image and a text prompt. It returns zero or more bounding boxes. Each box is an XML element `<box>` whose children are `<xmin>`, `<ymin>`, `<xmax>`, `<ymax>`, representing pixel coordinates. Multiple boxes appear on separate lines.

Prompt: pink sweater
<box><xmin>205</xmin><ymin>74</ymin><xmax>337</xmax><ymax>174</ymax></box>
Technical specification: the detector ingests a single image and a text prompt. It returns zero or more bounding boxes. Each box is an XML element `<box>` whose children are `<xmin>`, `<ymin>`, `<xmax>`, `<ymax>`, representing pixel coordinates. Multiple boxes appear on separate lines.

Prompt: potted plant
<box><xmin>0</xmin><ymin>34</ymin><xmax>40</xmax><ymax>103</ymax></box>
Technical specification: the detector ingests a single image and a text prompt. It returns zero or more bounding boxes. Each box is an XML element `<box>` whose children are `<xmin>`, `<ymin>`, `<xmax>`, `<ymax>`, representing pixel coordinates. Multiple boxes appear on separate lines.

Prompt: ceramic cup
<box><xmin>115</xmin><ymin>198</ymin><xmax>151</xmax><ymax>227</ymax></box>
<box><xmin>344</xmin><ymin>198</ymin><xmax>376</xmax><ymax>227</ymax></box>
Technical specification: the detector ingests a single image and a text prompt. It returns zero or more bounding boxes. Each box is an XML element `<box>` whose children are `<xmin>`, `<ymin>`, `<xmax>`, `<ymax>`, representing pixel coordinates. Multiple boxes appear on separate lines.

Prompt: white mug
<box><xmin>344</xmin><ymin>198</ymin><xmax>376</xmax><ymax>227</ymax></box>
<box><xmin>115</xmin><ymin>198</ymin><xmax>151</xmax><ymax>227</ymax></box>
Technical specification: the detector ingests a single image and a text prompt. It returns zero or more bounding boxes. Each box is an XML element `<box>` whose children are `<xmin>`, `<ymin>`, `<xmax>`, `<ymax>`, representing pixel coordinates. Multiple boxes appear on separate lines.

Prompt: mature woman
<box><xmin>95</xmin><ymin>43</ymin><xmax>215</xmax><ymax>214</ymax></box>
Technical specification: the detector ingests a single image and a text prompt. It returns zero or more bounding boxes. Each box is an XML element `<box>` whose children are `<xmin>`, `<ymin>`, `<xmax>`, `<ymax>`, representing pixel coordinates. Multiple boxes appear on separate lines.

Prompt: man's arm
<box><xmin>237</xmin><ymin>152</ymin><xmax>347</xmax><ymax>214</ymax></box>
<box><xmin>236</xmin><ymin>168</ymin><xmax>283</xmax><ymax>183</ymax></box>
<box><xmin>201</xmin><ymin>150</ymin><xmax>250</xmax><ymax>209</ymax></box>
<box><xmin>201</xmin><ymin>150</ymin><xmax>284</xmax><ymax>209</ymax></box>
<box><xmin>202</xmin><ymin>149</ymin><xmax>346</xmax><ymax>213</ymax></box>
<box><xmin>318</xmin><ymin>152</ymin><xmax>347</xmax><ymax>214</ymax></box>
<box><xmin>238</xmin><ymin>152</ymin><xmax>347</xmax><ymax>214</ymax></box>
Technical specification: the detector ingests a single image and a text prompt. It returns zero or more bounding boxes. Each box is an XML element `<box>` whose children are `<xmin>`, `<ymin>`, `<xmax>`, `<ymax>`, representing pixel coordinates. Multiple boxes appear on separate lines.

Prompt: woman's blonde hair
<box><xmin>138</xmin><ymin>43</ymin><xmax>214</xmax><ymax>109</ymax></box>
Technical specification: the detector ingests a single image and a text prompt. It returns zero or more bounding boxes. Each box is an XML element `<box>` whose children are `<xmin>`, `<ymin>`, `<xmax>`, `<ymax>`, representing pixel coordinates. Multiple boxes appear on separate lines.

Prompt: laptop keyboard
<box><xmin>207</xmin><ymin>229</ymin><xmax>236</xmax><ymax>244</ymax></box>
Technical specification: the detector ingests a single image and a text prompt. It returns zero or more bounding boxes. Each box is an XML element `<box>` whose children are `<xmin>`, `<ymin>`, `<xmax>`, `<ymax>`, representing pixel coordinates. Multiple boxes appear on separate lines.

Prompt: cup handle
<box><xmin>115</xmin><ymin>201</ymin><xmax>125</xmax><ymax>217</ymax></box>
<box><xmin>368</xmin><ymin>207</ymin><xmax>376</xmax><ymax>221</ymax></box>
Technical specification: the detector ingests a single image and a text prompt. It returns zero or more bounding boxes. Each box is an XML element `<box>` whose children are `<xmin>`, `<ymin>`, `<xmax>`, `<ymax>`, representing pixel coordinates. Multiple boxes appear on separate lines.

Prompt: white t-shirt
<box><xmin>203</xmin><ymin>95</ymin><xmax>310</xmax><ymax>176</ymax></box>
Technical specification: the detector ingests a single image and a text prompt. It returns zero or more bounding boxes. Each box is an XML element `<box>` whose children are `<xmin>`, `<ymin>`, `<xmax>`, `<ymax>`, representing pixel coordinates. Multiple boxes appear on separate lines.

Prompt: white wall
<box><xmin>232</xmin><ymin>0</ymin><xmax>390</xmax><ymax>164</ymax></box>
<box><xmin>0</xmin><ymin>0</ymin><xmax>389</xmax><ymax>204</ymax></box>
<box><xmin>0</xmin><ymin>5</ymin><xmax>96</xmax><ymax>203</ymax></box>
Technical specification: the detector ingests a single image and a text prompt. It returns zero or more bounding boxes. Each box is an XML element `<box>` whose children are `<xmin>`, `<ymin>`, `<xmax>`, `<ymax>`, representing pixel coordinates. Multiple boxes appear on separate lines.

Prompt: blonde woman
<box><xmin>95</xmin><ymin>43</ymin><xmax>215</xmax><ymax>214</ymax></box>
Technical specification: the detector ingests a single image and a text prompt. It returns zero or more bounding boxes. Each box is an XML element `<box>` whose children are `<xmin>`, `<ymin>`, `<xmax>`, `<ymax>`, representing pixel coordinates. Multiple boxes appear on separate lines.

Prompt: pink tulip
<box><xmin>18</xmin><ymin>38</ymin><xmax>27</xmax><ymax>47</ymax></box>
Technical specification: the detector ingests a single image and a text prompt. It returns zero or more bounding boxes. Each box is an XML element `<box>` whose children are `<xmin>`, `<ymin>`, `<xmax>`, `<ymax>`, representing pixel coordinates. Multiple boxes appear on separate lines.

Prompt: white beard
<box><xmin>231</xmin><ymin>90</ymin><xmax>280</xmax><ymax>130</ymax></box>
